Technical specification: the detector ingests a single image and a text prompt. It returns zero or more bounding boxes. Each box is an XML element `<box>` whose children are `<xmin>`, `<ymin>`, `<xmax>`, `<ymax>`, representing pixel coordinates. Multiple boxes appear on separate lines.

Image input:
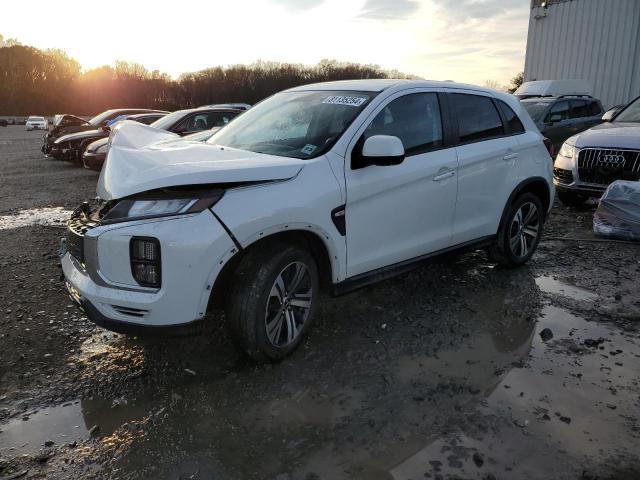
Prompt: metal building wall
<box><xmin>524</xmin><ymin>0</ymin><xmax>640</xmax><ymax>108</ymax></box>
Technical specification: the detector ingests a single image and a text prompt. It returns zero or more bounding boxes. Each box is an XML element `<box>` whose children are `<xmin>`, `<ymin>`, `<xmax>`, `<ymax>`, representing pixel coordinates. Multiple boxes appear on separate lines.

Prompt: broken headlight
<box><xmin>100</xmin><ymin>190</ymin><xmax>224</xmax><ymax>224</ymax></box>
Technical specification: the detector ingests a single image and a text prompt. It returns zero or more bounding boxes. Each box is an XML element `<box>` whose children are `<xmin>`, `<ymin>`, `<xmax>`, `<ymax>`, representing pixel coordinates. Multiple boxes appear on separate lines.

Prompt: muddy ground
<box><xmin>0</xmin><ymin>125</ymin><xmax>639</xmax><ymax>480</ymax></box>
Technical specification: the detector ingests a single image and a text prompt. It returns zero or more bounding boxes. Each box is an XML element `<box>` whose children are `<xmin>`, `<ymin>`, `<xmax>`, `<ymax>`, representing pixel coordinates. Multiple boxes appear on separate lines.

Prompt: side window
<box><xmin>206</xmin><ymin>112</ymin><xmax>237</xmax><ymax>128</ymax></box>
<box><xmin>175</xmin><ymin>114</ymin><xmax>207</xmax><ymax>132</ymax></box>
<box><xmin>547</xmin><ymin>101</ymin><xmax>569</xmax><ymax>122</ymax></box>
<box><xmin>139</xmin><ymin>116</ymin><xmax>159</xmax><ymax>125</ymax></box>
<box><xmin>587</xmin><ymin>101</ymin><xmax>602</xmax><ymax>116</ymax></box>
<box><xmin>192</xmin><ymin>114</ymin><xmax>209</xmax><ymax>131</ymax></box>
<box><xmin>363</xmin><ymin>93</ymin><xmax>443</xmax><ymax>154</ymax></box>
<box><xmin>451</xmin><ymin>94</ymin><xmax>504</xmax><ymax>143</ymax></box>
<box><xmin>569</xmin><ymin>100</ymin><xmax>589</xmax><ymax>119</ymax></box>
<box><xmin>497</xmin><ymin>100</ymin><xmax>525</xmax><ymax>134</ymax></box>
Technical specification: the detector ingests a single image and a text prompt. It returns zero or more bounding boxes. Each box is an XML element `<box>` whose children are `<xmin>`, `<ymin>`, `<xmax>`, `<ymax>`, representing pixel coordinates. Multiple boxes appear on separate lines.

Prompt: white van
<box><xmin>515</xmin><ymin>80</ymin><xmax>591</xmax><ymax>99</ymax></box>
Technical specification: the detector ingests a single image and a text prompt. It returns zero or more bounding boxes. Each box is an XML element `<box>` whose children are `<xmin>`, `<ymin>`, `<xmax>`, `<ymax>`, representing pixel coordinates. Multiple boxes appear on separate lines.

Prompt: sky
<box><xmin>0</xmin><ymin>0</ymin><xmax>529</xmax><ymax>86</ymax></box>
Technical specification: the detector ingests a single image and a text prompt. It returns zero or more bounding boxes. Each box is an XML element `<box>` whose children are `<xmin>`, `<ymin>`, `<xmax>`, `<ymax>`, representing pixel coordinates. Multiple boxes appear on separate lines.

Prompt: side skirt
<box><xmin>332</xmin><ymin>235</ymin><xmax>497</xmax><ymax>296</ymax></box>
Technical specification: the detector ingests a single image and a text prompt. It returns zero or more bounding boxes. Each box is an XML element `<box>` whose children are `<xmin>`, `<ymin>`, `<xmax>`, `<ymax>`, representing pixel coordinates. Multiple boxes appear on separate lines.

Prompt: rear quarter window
<box><xmin>497</xmin><ymin>100</ymin><xmax>525</xmax><ymax>134</ymax></box>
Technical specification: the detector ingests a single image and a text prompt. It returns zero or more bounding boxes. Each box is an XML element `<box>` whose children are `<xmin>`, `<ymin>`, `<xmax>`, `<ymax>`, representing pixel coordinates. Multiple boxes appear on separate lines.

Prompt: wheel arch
<box><xmin>498</xmin><ymin>177</ymin><xmax>551</xmax><ymax>233</ymax></box>
<box><xmin>207</xmin><ymin>229</ymin><xmax>336</xmax><ymax>311</ymax></box>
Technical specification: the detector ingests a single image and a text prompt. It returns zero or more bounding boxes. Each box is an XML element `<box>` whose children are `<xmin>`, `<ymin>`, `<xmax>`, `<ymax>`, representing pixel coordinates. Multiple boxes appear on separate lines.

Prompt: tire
<box><xmin>558</xmin><ymin>191</ymin><xmax>588</xmax><ymax>207</ymax></box>
<box><xmin>487</xmin><ymin>192</ymin><xmax>544</xmax><ymax>268</ymax></box>
<box><xmin>225</xmin><ymin>242</ymin><xmax>319</xmax><ymax>362</ymax></box>
<box><xmin>73</xmin><ymin>142</ymin><xmax>89</xmax><ymax>165</ymax></box>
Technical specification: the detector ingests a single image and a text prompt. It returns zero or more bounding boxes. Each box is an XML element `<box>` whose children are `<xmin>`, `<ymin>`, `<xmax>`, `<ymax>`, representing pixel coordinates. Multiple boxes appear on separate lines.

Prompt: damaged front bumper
<box><xmin>60</xmin><ymin>208</ymin><xmax>238</xmax><ymax>335</ymax></box>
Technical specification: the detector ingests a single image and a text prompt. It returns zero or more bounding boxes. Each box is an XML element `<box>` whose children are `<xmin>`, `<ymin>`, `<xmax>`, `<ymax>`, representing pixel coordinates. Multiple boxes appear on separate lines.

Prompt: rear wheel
<box><xmin>558</xmin><ymin>191</ymin><xmax>588</xmax><ymax>207</ymax></box>
<box><xmin>225</xmin><ymin>242</ymin><xmax>319</xmax><ymax>362</ymax></box>
<box><xmin>488</xmin><ymin>193</ymin><xmax>543</xmax><ymax>268</ymax></box>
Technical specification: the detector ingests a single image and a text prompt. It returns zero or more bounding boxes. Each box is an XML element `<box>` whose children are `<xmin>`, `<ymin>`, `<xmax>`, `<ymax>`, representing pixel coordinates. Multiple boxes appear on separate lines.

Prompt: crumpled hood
<box><xmin>97</xmin><ymin>121</ymin><xmax>305</xmax><ymax>200</ymax></box>
<box><xmin>570</xmin><ymin>122</ymin><xmax>640</xmax><ymax>149</ymax></box>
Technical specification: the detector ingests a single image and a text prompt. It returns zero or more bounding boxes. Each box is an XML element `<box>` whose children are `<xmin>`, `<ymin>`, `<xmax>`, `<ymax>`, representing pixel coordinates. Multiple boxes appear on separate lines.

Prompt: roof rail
<box><xmin>557</xmin><ymin>94</ymin><xmax>594</xmax><ymax>99</ymax></box>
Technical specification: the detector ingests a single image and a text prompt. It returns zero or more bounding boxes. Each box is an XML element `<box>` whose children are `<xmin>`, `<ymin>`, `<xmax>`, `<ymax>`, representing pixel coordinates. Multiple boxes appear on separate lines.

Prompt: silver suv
<box><xmin>553</xmin><ymin>95</ymin><xmax>640</xmax><ymax>206</ymax></box>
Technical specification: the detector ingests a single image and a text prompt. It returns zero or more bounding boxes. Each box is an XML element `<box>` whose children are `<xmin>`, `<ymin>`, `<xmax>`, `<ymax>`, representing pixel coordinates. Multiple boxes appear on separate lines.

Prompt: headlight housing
<box><xmin>558</xmin><ymin>142</ymin><xmax>577</xmax><ymax>159</ymax></box>
<box><xmin>95</xmin><ymin>142</ymin><xmax>109</xmax><ymax>154</ymax></box>
<box><xmin>100</xmin><ymin>189</ymin><xmax>224</xmax><ymax>225</ymax></box>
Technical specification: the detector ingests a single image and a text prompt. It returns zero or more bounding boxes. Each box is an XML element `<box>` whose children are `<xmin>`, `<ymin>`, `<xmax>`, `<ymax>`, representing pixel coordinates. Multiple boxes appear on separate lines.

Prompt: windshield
<box><xmin>28</xmin><ymin>116</ymin><xmax>44</xmax><ymax>121</ymax></box>
<box><xmin>521</xmin><ymin>102</ymin><xmax>550</xmax><ymax>122</ymax></box>
<box><xmin>88</xmin><ymin>110</ymin><xmax>119</xmax><ymax>127</ymax></box>
<box><xmin>613</xmin><ymin>97</ymin><xmax>640</xmax><ymax>123</ymax></box>
<box><xmin>150</xmin><ymin>109</ymin><xmax>189</xmax><ymax>131</ymax></box>
<box><xmin>207</xmin><ymin>90</ymin><xmax>374</xmax><ymax>158</ymax></box>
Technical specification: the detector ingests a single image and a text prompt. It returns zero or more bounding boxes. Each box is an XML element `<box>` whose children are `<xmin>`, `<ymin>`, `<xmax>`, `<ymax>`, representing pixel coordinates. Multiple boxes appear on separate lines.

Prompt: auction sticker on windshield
<box><xmin>301</xmin><ymin>144</ymin><xmax>317</xmax><ymax>155</ymax></box>
<box><xmin>322</xmin><ymin>96</ymin><xmax>368</xmax><ymax>107</ymax></box>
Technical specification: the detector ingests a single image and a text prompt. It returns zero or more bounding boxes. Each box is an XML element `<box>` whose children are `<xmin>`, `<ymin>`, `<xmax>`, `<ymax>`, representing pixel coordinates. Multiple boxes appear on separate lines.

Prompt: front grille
<box><xmin>577</xmin><ymin>148</ymin><xmax>640</xmax><ymax>186</ymax></box>
<box><xmin>553</xmin><ymin>167</ymin><xmax>574</xmax><ymax>184</ymax></box>
<box><xmin>66</xmin><ymin>228</ymin><xmax>84</xmax><ymax>262</ymax></box>
<box><xmin>65</xmin><ymin>202</ymin><xmax>108</xmax><ymax>263</ymax></box>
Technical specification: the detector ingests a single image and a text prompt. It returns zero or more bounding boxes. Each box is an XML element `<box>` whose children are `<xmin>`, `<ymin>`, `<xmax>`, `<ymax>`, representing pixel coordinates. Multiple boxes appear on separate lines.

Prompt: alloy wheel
<box><xmin>509</xmin><ymin>201</ymin><xmax>540</xmax><ymax>258</ymax></box>
<box><xmin>264</xmin><ymin>261</ymin><xmax>313</xmax><ymax>347</ymax></box>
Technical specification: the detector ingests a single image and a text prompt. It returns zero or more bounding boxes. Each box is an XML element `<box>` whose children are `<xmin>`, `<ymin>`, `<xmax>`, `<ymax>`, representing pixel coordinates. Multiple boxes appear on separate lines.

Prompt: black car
<box><xmin>49</xmin><ymin>112</ymin><xmax>168</xmax><ymax>162</ymax></box>
<box><xmin>43</xmin><ymin>108</ymin><xmax>167</xmax><ymax>155</ymax></box>
<box><xmin>520</xmin><ymin>95</ymin><xmax>604</xmax><ymax>154</ymax></box>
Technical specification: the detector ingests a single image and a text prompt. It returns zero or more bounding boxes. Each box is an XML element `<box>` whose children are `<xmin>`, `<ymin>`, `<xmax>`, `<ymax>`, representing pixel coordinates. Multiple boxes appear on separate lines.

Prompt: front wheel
<box><xmin>225</xmin><ymin>242</ymin><xmax>319</xmax><ymax>362</ymax></box>
<box><xmin>487</xmin><ymin>193</ymin><xmax>544</xmax><ymax>268</ymax></box>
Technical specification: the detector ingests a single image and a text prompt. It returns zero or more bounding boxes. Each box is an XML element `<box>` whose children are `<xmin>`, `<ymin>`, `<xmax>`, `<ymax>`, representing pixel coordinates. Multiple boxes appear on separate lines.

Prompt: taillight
<box><xmin>543</xmin><ymin>137</ymin><xmax>555</xmax><ymax>157</ymax></box>
<box><xmin>130</xmin><ymin>237</ymin><xmax>161</xmax><ymax>288</ymax></box>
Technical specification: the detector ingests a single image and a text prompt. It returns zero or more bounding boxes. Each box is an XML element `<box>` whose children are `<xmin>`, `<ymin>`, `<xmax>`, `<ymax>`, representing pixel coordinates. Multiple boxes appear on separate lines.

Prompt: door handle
<box><xmin>503</xmin><ymin>153</ymin><xmax>518</xmax><ymax>161</ymax></box>
<box><xmin>433</xmin><ymin>171</ymin><xmax>456</xmax><ymax>181</ymax></box>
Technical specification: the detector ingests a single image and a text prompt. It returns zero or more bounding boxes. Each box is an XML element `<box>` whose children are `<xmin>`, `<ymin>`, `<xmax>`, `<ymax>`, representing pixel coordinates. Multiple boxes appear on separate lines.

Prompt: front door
<box><xmin>344</xmin><ymin>91</ymin><xmax>458</xmax><ymax>278</ymax></box>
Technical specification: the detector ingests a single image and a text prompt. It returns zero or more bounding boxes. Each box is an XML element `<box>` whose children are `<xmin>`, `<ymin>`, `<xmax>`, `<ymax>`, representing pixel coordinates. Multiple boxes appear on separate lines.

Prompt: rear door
<box><xmin>543</xmin><ymin>100</ymin><xmax>571</xmax><ymax>149</ymax></box>
<box><xmin>583</xmin><ymin>99</ymin><xmax>604</xmax><ymax>129</ymax></box>
<box><xmin>449</xmin><ymin>92</ymin><xmax>520</xmax><ymax>244</ymax></box>
<box><xmin>568</xmin><ymin>99</ymin><xmax>590</xmax><ymax>134</ymax></box>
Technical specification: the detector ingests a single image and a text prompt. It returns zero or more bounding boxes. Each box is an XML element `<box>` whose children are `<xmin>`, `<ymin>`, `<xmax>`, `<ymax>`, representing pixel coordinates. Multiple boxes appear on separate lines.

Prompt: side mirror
<box><xmin>601</xmin><ymin>109</ymin><xmax>617</xmax><ymax>122</ymax></box>
<box><xmin>547</xmin><ymin>113</ymin><xmax>563</xmax><ymax>125</ymax></box>
<box><xmin>355</xmin><ymin>135</ymin><xmax>405</xmax><ymax>169</ymax></box>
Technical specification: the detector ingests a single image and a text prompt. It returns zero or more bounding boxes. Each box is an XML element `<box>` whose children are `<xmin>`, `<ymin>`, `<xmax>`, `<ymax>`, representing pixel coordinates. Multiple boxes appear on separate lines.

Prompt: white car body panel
<box><xmin>212</xmin><ymin>158</ymin><xmax>346</xmax><ymax>282</ymax></box>
<box><xmin>342</xmin><ymin>87</ymin><xmax>459</xmax><ymax>276</ymax></box>
<box><xmin>452</xmin><ymin>136</ymin><xmax>520</xmax><ymax>244</ymax></box>
<box><xmin>62</xmin><ymin>210</ymin><xmax>236</xmax><ymax>326</ymax></box>
<box><xmin>61</xmin><ymin>79</ymin><xmax>553</xmax><ymax>331</ymax></box>
<box><xmin>98</xmin><ymin>122</ymin><xmax>304</xmax><ymax>200</ymax></box>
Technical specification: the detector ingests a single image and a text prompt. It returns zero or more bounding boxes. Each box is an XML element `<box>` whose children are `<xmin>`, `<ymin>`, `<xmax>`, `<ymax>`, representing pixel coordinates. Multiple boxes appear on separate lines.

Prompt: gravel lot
<box><xmin>1</xmin><ymin>125</ymin><xmax>639</xmax><ymax>480</ymax></box>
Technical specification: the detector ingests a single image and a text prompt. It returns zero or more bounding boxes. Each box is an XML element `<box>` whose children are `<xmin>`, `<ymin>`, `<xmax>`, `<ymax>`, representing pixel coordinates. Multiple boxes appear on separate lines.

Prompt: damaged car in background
<box><xmin>82</xmin><ymin>124</ymin><xmax>224</xmax><ymax>171</ymax></box>
<box><xmin>80</xmin><ymin>106</ymin><xmax>242</xmax><ymax>170</ymax></box>
<box><xmin>60</xmin><ymin>79</ymin><xmax>553</xmax><ymax>361</ymax></box>
<box><xmin>43</xmin><ymin>108</ymin><xmax>167</xmax><ymax>155</ymax></box>
<box><xmin>553</xmin><ymin>94</ymin><xmax>640</xmax><ymax>206</ymax></box>
<box><xmin>50</xmin><ymin>111</ymin><xmax>169</xmax><ymax>162</ymax></box>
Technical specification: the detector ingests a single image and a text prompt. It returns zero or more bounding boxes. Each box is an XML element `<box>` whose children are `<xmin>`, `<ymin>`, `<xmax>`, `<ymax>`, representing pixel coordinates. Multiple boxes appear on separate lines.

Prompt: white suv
<box><xmin>61</xmin><ymin>80</ymin><xmax>554</xmax><ymax>361</ymax></box>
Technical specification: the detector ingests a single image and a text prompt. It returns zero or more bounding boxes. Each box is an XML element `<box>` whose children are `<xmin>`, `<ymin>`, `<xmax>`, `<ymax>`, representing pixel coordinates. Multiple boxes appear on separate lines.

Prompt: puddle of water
<box><xmin>536</xmin><ymin>275</ymin><xmax>599</xmax><ymax>301</ymax></box>
<box><xmin>0</xmin><ymin>398</ymin><xmax>149</xmax><ymax>455</ymax></box>
<box><xmin>0</xmin><ymin>207</ymin><xmax>71</xmax><ymax>230</ymax></box>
